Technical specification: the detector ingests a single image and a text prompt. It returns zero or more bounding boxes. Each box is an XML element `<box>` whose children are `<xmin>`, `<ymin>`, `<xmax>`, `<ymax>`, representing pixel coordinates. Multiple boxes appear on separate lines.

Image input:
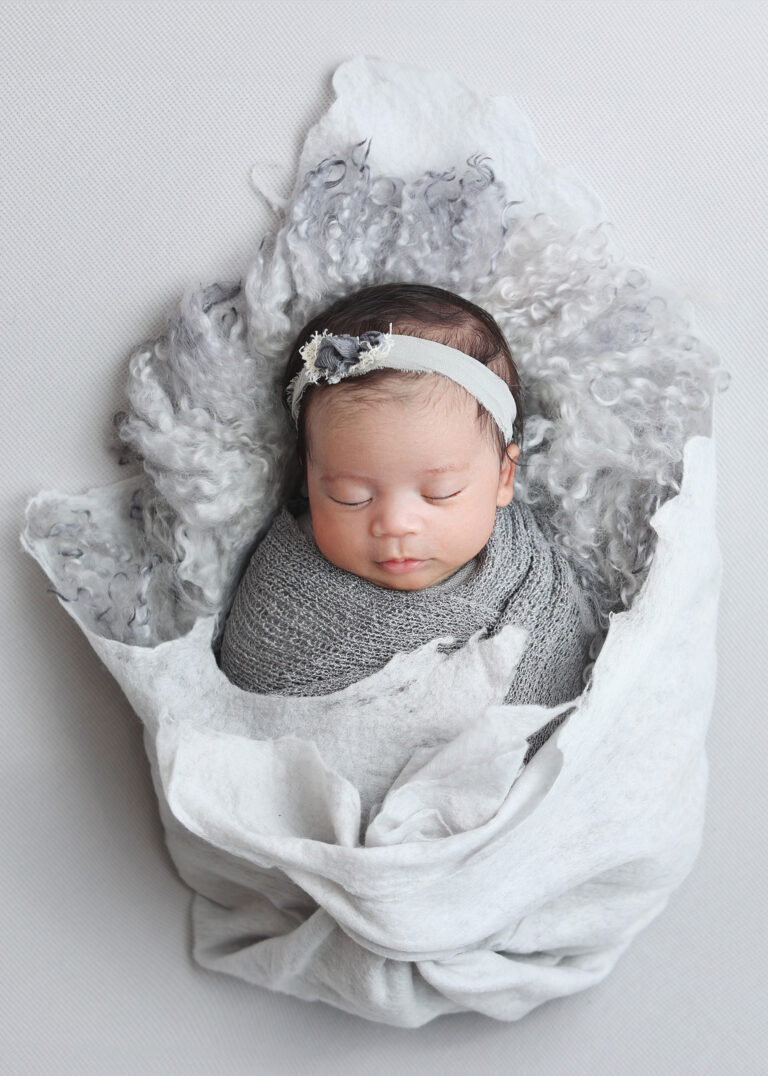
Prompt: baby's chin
<box><xmin>368</xmin><ymin>574</ymin><xmax>433</xmax><ymax>592</ymax></box>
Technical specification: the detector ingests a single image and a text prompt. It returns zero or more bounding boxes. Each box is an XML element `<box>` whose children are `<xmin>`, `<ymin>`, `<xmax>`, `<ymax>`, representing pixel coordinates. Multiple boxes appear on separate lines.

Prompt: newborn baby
<box><xmin>221</xmin><ymin>283</ymin><xmax>597</xmax><ymax>760</ymax></box>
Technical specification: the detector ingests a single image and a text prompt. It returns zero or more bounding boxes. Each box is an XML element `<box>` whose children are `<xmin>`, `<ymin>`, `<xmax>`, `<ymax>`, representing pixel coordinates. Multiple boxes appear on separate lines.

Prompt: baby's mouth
<box><xmin>377</xmin><ymin>557</ymin><xmax>428</xmax><ymax>574</ymax></box>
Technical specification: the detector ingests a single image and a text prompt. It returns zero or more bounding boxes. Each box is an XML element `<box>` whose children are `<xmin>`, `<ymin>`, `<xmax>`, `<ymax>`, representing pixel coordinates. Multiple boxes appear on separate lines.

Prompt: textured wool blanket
<box><xmin>21</xmin><ymin>57</ymin><xmax>725</xmax><ymax>1027</ymax></box>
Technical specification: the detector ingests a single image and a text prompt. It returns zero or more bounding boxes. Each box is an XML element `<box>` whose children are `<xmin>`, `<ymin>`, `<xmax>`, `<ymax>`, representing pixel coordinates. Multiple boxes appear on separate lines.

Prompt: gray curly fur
<box><xmin>35</xmin><ymin>140</ymin><xmax>728</xmax><ymax>647</ymax></box>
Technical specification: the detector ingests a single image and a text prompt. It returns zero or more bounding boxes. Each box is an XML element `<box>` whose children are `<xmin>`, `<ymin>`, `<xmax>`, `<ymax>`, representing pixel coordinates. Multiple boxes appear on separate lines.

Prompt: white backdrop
<box><xmin>3</xmin><ymin>2</ymin><xmax>766</xmax><ymax>1073</ymax></box>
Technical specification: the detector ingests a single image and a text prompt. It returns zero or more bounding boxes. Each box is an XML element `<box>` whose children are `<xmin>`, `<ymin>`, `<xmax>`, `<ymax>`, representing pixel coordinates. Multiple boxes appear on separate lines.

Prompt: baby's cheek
<box><xmin>309</xmin><ymin>511</ymin><xmax>334</xmax><ymax>555</ymax></box>
<box><xmin>456</xmin><ymin>504</ymin><xmax>496</xmax><ymax>558</ymax></box>
<box><xmin>312</xmin><ymin>512</ymin><xmax>356</xmax><ymax>568</ymax></box>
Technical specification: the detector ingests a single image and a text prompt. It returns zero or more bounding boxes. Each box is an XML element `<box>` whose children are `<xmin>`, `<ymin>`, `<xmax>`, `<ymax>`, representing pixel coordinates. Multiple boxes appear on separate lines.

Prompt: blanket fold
<box><xmin>22</xmin><ymin>436</ymin><xmax>720</xmax><ymax>1025</ymax></box>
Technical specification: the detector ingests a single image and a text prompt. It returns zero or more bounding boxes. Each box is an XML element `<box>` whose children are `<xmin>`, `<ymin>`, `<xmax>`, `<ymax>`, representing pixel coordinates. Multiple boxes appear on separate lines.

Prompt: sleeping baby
<box><xmin>220</xmin><ymin>282</ymin><xmax>597</xmax><ymax>761</ymax></box>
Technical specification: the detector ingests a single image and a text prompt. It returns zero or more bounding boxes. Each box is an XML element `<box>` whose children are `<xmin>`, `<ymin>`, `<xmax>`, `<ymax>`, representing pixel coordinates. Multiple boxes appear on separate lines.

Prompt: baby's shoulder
<box><xmin>236</xmin><ymin>506</ymin><xmax>318</xmax><ymax>588</ymax></box>
<box><xmin>498</xmin><ymin>498</ymin><xmax>557</xmax><ymax>547</ymax></box>
<box><xmin>509</xmin><ymin>501</ymin><xmax>599</xmax><ymax>633</ymax></box>
<box><xmin>501</xmin><ymin>500</ymin><xmax>589</xmax><ymax>590</ymax></box>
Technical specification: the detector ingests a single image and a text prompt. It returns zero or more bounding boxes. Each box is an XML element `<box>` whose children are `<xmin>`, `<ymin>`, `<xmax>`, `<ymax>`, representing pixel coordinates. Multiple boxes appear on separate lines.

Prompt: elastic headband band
<box><xmin>287</xmin><ymin>330</ymin><xmax>517</xmax><ymax>443</ymax></box>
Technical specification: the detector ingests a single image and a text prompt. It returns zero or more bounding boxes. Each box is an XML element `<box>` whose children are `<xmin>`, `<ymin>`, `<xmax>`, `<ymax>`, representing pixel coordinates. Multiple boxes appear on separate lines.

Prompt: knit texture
<box><xmin>220</xmin><ymin>500</ymin><xmax>597</xmax><ymax>760</ymax></box>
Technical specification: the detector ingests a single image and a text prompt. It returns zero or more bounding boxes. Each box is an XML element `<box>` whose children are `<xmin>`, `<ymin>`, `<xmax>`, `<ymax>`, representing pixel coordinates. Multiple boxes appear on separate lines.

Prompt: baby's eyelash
<box><xmin>331</xmin><ymin>491</ymin><xmax>463</xmax><ymax>507</ymax></box>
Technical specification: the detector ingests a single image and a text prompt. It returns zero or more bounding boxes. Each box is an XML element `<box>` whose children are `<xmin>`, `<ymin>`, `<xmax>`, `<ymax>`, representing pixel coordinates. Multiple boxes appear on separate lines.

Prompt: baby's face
<box><xmin>305</xmin><ymin>385</ymin><xmax>518</xmax><ymax>591</ymax></box>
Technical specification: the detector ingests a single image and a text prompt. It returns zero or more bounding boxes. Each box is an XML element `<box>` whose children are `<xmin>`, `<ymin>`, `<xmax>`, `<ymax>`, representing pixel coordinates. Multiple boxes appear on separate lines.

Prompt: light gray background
<box><xmin>3</xmin><ymin>2</ymin><xmax>766</xmax><ymax>1073</ymax></box>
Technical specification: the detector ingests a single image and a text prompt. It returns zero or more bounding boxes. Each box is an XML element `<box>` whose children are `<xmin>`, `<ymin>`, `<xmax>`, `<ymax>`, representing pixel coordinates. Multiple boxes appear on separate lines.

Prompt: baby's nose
<box><xmin>370</xmin><ymin>495</ymin><xmax>421</xmax><ymax>536</ymax></box>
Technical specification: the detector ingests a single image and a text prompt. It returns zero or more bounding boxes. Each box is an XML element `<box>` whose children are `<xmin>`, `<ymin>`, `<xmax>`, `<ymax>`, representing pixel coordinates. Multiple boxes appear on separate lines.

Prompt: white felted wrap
<box><xmin>21</xmin><ymin>58</ymin><xmax>725</xmax><ymax>1026</ymax></box>
<box><xmin>22</xmin><ymin>436</ymin><xmax>720</xmax><ymax>1026</ymax></box>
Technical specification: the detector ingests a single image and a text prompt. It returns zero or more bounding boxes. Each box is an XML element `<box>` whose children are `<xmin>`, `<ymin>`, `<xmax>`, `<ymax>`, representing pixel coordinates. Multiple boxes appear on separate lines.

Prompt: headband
<box><xmin>286</xmin><ymin>329</ymin><xmax>517</xmax><ymax>442</ymax></box>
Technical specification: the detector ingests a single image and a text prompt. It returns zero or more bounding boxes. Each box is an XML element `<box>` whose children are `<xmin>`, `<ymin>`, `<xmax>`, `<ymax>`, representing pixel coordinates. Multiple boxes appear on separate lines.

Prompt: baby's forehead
<box><xmin>306</xmin><ymin>379</ymin><xmax>491</xmax><ymax>470</ymax></box>
<box><xmin>301</xmin><ymin>368</ymin><xmax>504</xmax><ymax>472</ymax></box>
<box><xmin>311</xmin><ymin>371</ymin><xmax>472</xmax><ymax>421</ymax></box>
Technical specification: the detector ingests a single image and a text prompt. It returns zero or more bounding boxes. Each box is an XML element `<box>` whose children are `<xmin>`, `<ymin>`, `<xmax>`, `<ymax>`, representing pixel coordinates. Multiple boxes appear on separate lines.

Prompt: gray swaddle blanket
<box><xmin>221</xmin><ymin>499</ymin><xmax>597</xmax><ymax>759</ymax></box>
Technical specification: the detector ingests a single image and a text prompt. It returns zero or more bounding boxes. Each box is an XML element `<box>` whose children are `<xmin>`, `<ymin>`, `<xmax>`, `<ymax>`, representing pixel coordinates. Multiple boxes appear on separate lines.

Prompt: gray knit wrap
<box><xmin>220</xmin><ymin>500</ymin><xmax>597</xmax><ymax>762</ymax></box>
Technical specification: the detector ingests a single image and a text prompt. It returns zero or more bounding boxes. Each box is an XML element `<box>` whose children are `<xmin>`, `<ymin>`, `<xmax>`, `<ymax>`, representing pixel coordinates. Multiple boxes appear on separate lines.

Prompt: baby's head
<box><xmin>282</xmin><ymin>283</ymin><xmax>524</xmax><ymax>591</ymax></box>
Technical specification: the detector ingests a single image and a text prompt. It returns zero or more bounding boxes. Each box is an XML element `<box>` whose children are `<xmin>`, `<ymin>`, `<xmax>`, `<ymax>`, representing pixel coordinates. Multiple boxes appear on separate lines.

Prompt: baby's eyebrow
<box><xmin>322</xmin><ymin>463</ymin><xmax>468</xmax><ymax>480</ymax></box>
<box><xmin>424</xmin><ymin>463</ymin><xmax>468</xmax><ymax>474</ymax></box>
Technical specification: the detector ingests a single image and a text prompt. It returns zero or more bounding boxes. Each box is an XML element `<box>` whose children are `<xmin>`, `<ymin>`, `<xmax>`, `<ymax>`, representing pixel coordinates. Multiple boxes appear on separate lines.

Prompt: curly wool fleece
<box><xmin>221</xmin><ymin>500</ymin><xmax>596</xmax><ymax>762</ymax></box>
<box><xmin>30</xmin><ymin>143</ymin><xmax>726</xmax><ymax>656</ymax></box>
<box><xmin>106</xmin><ymin>144</ymin><xmax>728</xmax><ymax>651</ymax></box>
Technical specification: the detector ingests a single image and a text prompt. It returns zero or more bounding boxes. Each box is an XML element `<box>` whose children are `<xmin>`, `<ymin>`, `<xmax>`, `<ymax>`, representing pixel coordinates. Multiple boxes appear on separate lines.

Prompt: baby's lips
<box><xmin>377</xmin><ymin>555</ymin><xmax>427</xmax><ymax>563</ymax></box>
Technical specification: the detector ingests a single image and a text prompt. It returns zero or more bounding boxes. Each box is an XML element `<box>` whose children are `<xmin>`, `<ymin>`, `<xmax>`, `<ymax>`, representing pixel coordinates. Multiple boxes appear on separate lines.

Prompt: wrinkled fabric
<box><xmin>22</xmin><ymin>436</ymin><xmax>721</xmax><ymax>1026</ymax></box>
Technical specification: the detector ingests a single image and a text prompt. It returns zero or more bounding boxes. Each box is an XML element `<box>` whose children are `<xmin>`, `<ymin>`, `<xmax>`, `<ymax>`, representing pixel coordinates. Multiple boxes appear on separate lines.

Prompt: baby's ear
<box><xmin>496</xmin><ymin>443</ymin><xmax>520</xmax><ymax>507</ymax></box>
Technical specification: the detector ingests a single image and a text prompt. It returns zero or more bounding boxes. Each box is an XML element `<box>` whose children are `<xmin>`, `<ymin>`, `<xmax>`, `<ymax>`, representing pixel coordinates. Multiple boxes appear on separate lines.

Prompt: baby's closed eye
<box><xmin>331</xmin><ymin>490</ymin><xmax>464</xmax><ymax>507</ymax></box>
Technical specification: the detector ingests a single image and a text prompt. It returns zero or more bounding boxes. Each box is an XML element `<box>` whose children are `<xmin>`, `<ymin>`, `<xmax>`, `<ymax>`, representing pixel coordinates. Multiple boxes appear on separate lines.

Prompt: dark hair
<box><xmin>281</xmin><ymin>282</ymin><xmax>524</xmax><ymax>470</ymax></box>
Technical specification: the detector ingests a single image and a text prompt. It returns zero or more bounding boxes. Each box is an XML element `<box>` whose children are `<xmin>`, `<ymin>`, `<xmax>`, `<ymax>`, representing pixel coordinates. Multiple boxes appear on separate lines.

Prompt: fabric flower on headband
<box><xmin>298</xmin><ymin>329</ymin><xmax>394</xmax><ymax>385</ymax></box>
